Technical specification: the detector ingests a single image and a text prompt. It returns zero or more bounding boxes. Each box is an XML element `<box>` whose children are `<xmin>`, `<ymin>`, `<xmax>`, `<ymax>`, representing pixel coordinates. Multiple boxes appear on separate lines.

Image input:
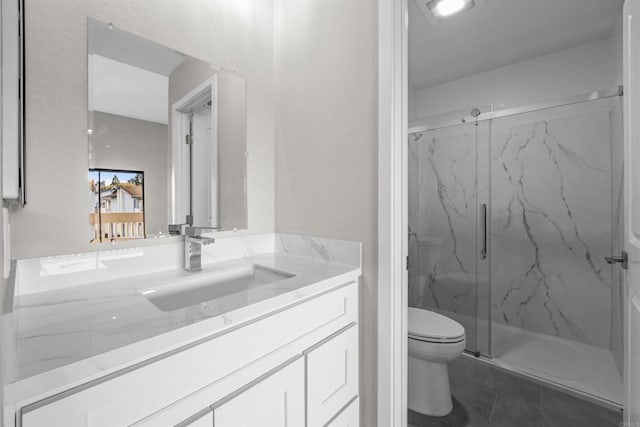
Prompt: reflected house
<box><xmin>90</xmin><ymin>180</ymin><xmax>145</xmax><ymax>242</ymax></box>
<box><xmin>97</xmin><ymin>183</ymin><xmax>143</xmax><ymax>213</ymax></box>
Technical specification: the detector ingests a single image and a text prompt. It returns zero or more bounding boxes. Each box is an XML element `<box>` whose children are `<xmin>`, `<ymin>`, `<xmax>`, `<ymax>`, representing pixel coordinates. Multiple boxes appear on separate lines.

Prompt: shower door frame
<box><xmin>408</xmin><ymin>86</ymin><xmax>624</xmax><ymax>361</ymax></box>
<box><xmin>408</xmin><ymin>85</ymin><xmax>625</xmax><ymax>401</ymax></box>
<box><xmin>409</xmin><ymin>87</ymin><xmax>623</xmax><ymax>134</ymax></box>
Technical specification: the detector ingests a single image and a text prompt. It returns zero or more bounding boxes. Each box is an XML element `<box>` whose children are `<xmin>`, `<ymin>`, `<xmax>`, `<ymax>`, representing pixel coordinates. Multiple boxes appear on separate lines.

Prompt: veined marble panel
<box><xmin>490</xmin><ymin>98</ymin><xmax>616</xmax><ymax>349</ymax></box>
<box><xmin>275</xmin><ymin>234</ymin><xmax>361</xmax><ymax>268</ymax></box>
<box><xmin>411</xmin><ymin>123</ymin><xmax>480</xmax><ymax>336</ymax></box>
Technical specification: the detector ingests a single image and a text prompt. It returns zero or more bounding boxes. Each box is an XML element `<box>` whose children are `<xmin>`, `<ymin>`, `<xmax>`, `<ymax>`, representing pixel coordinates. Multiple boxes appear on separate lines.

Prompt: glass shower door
<box><xmin>408</xmin><ymin>121</ymin><xmax>490</xmax><ymax>355</ymax></box>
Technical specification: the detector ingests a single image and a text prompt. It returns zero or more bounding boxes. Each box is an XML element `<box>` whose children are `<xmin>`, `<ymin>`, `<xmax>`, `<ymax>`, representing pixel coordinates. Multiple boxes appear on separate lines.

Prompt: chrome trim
<box><xmin>18</xmin><ymin>0</ymin><xmax>26</xmax><ymax>205</ymax></box>
<box><xmin>605</xmin><ymin>251</ymin><xmax>628</xmax><ymax>270</ymax></box>
<box><xmin>408</xmin><ymin>333</ymin><xmax>466</xmax><ymax>344</ymax></box>
<box><xmin>481</xmin><ymin>203</ymin><xmax>487</xmax><ymax>260</ymax></box>
<box><xmin>408</xmin><ymin>86</ymin><xmax>623</xmax><ymax>134</ymax></box>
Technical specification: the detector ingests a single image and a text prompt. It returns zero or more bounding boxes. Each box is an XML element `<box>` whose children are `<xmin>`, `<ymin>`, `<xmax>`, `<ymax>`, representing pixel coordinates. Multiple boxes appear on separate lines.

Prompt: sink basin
<box><xmin>140</xmin><ymin>263</ymin><xmax>295</xmax><ymax>312</ymax></box>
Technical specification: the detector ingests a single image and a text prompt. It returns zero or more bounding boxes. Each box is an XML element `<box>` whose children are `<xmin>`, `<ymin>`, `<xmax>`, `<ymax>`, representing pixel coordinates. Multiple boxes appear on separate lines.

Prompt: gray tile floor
<box><xmin>408</xmin><ymin>355</ymin><xmax>623</xmax><ymax>427</ymax></box>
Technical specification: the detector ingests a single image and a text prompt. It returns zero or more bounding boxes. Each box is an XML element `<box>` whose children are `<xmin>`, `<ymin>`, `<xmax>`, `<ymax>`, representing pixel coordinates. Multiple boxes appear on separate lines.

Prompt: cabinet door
<box><xmin>326</xmin><ymin>398</ymin><xmax>359</xmax><ymax>427</ymax></box>
<box><xmin>212</xmin><ymin>358</ymin><xmax>304</xmax><ymax>427</ymax></box>
<box><xmin>306</xmin><ymin>326</ymin><xmax>359</xmax><ymax>427</ymax></box>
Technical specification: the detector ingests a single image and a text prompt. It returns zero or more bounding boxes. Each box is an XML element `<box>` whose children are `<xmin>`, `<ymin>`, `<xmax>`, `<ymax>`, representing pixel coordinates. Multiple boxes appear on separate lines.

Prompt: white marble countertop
<box><xmin>1</xmin><ymin>250</ymin><xmax>361</xmax><ymax>407</ymax></box>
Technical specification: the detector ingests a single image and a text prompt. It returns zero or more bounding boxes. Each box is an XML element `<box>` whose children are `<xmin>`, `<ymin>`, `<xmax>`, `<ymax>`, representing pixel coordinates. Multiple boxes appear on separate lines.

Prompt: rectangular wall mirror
<box><xmin>87</xmin><ymin>18</ymin><xmax>247</xmax><ymax>244</ymax></box>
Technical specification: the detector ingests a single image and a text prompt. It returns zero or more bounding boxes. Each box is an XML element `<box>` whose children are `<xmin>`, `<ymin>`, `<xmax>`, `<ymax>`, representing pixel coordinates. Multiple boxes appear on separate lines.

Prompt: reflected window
<box><xmin>88</xmin><ymin>169</ymin><xmax>145</xmax><ymax>243</ymax></box>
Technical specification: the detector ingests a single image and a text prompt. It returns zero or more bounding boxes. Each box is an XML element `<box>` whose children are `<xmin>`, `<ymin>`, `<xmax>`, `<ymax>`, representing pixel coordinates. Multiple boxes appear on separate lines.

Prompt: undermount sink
<box><xmin>139</xmin><ymin>263</ymin><xmax>295</xmax><ymax>312</ymax></box>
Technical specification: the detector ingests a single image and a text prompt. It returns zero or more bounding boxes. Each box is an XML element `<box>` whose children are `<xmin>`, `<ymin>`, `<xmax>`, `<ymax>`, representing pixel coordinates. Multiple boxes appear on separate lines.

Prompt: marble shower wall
<box><xmin>491</xmin><ymin>98</ymin><xmax>617</xmax><ymax>350</ymax></box>
<box><xmin>408</xmin><ymin>96</ymin><xmax>621</xmax><ymax>353</ymax></box>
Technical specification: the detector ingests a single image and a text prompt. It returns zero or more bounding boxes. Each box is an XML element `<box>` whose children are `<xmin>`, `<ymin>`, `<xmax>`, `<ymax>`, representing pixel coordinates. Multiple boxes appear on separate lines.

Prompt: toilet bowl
<box><xmin>408</xmin><ymin>307</ymin><xmax>466</xmax><ymax>416</ymax></box>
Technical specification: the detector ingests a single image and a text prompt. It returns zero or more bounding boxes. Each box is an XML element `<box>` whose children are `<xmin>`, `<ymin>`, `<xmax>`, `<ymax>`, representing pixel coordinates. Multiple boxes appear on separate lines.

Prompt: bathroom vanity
<box><xmin>1</xmin><ymin>234</ymin><xmax>361</xmax><ymax>427</ymax></box>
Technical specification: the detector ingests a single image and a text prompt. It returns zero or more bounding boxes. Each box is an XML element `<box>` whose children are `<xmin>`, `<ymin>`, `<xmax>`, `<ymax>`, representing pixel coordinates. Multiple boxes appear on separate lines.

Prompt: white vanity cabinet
<box><xmin>17</xmin><ymin>282</ymin><xmax>359</xmax><ymax>427</ymax></box>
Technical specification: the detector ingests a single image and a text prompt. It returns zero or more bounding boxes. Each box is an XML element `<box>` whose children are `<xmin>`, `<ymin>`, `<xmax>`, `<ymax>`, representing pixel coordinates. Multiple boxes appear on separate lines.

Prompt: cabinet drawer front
<box><xmin>213</xmin><ymin>358</ymin><xmax>305</xmax><ymax>427</ymax></box>
<box><xmin>306</xmin><ymin>325</ymin><xmax>359</xmax><ymax>427</ymax></box>
<box><xmin>21</xmin><ymin>283</ymin><xmax>357</xmax><ymax>427</ymax></box>
<box><xmin>326</xmin><ymin>397</ymin><xmax>359</xmax><ymax>427</ymax></box>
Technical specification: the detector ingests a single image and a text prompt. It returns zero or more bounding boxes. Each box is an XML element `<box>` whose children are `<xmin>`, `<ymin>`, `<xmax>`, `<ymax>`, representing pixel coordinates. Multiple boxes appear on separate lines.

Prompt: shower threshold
<box><xmin>489</xmin><ymin>322</ymin><xmax>622</xmax><ymax>409</ymax></box>
<box><xmin>427</xmin><ymin>307</ymin><xmax>623</xmax><ymax>409</ymax></box>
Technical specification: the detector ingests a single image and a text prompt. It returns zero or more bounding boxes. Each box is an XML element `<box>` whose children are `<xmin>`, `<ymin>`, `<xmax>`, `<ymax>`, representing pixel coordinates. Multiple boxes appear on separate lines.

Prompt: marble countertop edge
<box><xmin>3</xmin><ymin>266</ymin><xmax>360</xmax><ymax>406</ymax></box>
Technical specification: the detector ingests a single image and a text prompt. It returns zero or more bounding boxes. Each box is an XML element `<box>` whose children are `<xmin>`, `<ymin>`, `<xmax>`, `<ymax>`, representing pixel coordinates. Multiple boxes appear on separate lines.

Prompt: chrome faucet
<box><xmin>184</xmin><ymin>226</ymin><xmax>217</xmax><ymax>272</ymax></box>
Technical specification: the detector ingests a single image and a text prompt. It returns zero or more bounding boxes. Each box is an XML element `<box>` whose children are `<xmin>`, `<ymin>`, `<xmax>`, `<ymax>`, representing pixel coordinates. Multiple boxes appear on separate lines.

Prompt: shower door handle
<box><xmin>605</xmin><ymin>251</ymin><xmax>628</xmax><ymax>270</ymax></box>
<box><xmin>481</xmin><ymin>203</ymin><xmax>487</xmax><ymax>260</ymax></box>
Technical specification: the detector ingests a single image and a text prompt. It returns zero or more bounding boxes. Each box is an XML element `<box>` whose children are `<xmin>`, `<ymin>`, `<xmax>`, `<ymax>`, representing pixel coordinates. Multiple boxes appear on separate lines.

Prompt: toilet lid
<box><xmin>408</xmin><ymin>308</ymin><xmax>465</xmax><ymax>343</ymax></box>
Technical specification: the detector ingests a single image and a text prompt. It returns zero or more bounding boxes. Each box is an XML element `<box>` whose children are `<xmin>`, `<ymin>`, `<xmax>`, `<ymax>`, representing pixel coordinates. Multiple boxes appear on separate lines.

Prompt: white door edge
<box><xmin>377</xmin><ymin>0</ymin><xmax>409</xmax><ymax>426</ymax></box>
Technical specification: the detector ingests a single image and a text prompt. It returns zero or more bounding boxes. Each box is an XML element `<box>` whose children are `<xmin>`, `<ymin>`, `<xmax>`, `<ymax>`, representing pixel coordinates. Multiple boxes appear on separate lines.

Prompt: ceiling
<box><xmin>409</xmin><ymin>0</ymin><xmax>624</xmax><ymax>91</ymax></box>
<box><xmin>90</xmin><ymin>55</ymin><xmax>169</xmax><ymax>124</ymax></box>
<box><xmin>89</xmin><ymin>19</ymin><xmax>186</xmax><ymax>77</ymax></box>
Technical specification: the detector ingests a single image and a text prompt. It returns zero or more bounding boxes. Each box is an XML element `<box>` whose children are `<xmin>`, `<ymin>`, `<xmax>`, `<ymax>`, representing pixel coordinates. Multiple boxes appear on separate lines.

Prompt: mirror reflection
<box><xmin>87</xmin><ymin>18</ymin><xmax>247</xmax><ymax>244</ymax></box>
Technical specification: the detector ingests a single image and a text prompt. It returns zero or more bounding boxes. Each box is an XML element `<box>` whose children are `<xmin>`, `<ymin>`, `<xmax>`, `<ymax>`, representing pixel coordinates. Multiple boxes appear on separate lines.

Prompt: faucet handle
<box><xmin>185</xmin><ymin>225</ymin><xmax>221</xmax><ymax>237</ymax></box>
<box><xmin>168</xmin><ymin>223</ymin><xmax>188</xmax><ymax>236</ymax></box>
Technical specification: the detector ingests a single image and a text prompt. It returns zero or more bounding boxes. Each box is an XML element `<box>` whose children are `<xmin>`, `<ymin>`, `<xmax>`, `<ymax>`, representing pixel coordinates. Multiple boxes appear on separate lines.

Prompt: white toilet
<box><xmin>408</xmin><ymin>307</ymin><xmax>466</xmax><ymax>416</ymax></box>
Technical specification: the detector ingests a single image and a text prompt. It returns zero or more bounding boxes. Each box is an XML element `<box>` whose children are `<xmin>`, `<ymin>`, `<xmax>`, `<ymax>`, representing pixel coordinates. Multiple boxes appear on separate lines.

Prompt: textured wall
<box><xmin>273</xmin><ymin>1</ymin><xmax>378</xmax><ymax>424</ymax></box>
<box><xmin>14</xmin><ymin>0</ymin><xmax>275</xmax><ymax>258</ymax></box>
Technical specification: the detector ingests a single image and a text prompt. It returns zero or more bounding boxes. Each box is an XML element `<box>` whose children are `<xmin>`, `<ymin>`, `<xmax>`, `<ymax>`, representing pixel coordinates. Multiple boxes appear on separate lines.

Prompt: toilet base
<box><xmin>407</xmin><ymin>355</ymin><xmax>453</xmax><ymax>417</ymax></box>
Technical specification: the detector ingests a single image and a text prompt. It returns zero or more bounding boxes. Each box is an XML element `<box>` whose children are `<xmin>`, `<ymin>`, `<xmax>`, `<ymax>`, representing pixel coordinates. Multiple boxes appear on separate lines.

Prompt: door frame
<box><xmin>170</xmin><ymin>76</ymin><xmax>218</xmax><ymax>225</ymax></box>
<box><xmin>623</xmin><ymin>0</ymin><xmax>640</xmax><ymax>422</ymax></box>
<box><xmin>378</xmin><ymin>0</ymin><xmax>408</xmax><ymax>426</ymax></box>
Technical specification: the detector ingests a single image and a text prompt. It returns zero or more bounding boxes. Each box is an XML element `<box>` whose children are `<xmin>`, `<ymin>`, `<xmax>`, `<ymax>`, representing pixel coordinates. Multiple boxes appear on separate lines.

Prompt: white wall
<box><xmin>411</xmin><ymin>37</ymin><xmax>620</xmax><ymax>122</ymax></box>
<box><xmin>273</xmin><ymin>1</ymin><xmax>378</xmax><ymax>425</ymax></box>
<box><xmin>217</xmin><ymin>71</ymin><xmax>247</xmax><ymax>230</ymax></box>
<box><xmin>13</xmin><ymin>0</ymin><xmax>275</xmax><ymax>258</ymax></box>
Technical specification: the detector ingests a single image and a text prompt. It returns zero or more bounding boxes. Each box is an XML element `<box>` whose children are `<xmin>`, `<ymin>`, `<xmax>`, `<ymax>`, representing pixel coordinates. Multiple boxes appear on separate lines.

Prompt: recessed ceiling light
<box><xmin>428</xmin><ymin>0</ymin><xmax>475</xmax><ymax>19</ymax></box>
<box><xmin>434</xmin><ymin>0</ymin><xmax>465</xmax><ymax>17</ymax></box>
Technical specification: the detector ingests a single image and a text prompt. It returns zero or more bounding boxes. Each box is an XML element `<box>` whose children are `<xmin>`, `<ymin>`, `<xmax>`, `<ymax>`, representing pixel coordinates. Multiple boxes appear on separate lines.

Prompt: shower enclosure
<box><xmin>408</xmin><ymin>88</ymin><xmax>624</xmax><ymax>406</ymax></box>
